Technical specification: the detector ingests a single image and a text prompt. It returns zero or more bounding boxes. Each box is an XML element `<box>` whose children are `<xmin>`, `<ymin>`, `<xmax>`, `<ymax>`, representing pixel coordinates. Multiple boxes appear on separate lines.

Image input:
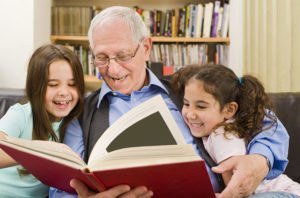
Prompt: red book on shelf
<box><xmin>163</xmin><ymin>65</ymin><xmax>174</xmax><ymax>76</ymax></box>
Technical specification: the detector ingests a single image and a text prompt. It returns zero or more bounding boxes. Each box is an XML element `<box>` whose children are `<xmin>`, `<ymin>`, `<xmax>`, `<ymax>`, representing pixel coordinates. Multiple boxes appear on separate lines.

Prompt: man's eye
<box><xmin>117</xmin><ymin>55</ymin><xmax>130</xmax><ymax>61</ymax></box>
<box><xmin>96</xmin><ymin>57</ymin><xmax>108</xmax><ymax>61</ymax></box>
<box><xmin>198</xmin><ymin>106</ymin><xmax>206</xmax><ymax>109</ymax></box>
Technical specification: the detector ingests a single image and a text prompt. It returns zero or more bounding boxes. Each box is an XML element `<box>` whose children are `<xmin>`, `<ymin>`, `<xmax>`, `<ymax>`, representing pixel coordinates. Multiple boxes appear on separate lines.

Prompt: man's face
<box><xmin>91</xmin><ymin>20</ymin><xmax>152</xmax><ymax>95</ymax></box>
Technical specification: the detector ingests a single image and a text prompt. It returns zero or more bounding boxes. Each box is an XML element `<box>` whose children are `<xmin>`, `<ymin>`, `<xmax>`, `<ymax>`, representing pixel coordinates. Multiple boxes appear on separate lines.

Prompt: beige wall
<box><xmin>244</xmin><ymin>0</ymin><xmax>300</xmax><ymax>92</ymax></box>
<box><xmin>0</xmin><ymin>0</ymin><xmax>50</xmax><ymax>89</ymax></box>
<box><xmin>291</xmin><ymin>0</ymin><xmax>300</xmax><ymax>92</ymax></box>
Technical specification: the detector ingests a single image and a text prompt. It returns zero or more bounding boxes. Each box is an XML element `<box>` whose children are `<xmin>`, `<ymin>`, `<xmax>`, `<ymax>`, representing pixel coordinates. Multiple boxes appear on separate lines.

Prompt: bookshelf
<box><xmin>51</xmin><ymin>0</ymin><xmax>234</xmax><ymax>89</ymax></box>
<box><xmin>84</xmin><ymin>74</ymin><xmax>102</xmax><ymax>92</ymax></box>
<box><xmin>51</xmin><ymin>35</ymin><xmax>230</xmax><ymax>44</ymax></box>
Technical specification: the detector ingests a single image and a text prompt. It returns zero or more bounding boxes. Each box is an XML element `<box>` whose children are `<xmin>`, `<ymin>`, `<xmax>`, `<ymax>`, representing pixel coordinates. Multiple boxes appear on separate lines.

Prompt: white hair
<box><xmin>88</xmin><ymin>6</ymin><xmax>148</xmax><ymax>50</ymax></box>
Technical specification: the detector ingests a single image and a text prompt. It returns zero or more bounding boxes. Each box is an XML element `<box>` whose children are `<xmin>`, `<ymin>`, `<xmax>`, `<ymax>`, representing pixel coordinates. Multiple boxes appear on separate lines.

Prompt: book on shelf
<box><xmin>142</xmin><ymin>10</ymin><xmax>151</xmax><ymax>36</ymax></box>
<box><xmin>195</xmin><ymin>4</ymin><xmax>204</xmax><ymax>38</ymax></box>
<box><xmin>0</xmin><ymin>95</ymin><xmax>216</xmax><ymax>198</ymax></box>
<box><xmin>221</xmin><ymin>3</ymin><xmax>230</xmax><ymax>38</ymax></box>
<box><xmin>189</xmin><ymin>4</ymin><xmax>197</xmax><ymax>38</ymax></box>
<box><xmin>51</xmin><ymin>6</ymin><xmax>101</xmax><ymax>36</ymax></box>
<box><xmin>216</xmin><ymin>7</ymin><xmax>223</xmax><ymax>37</ymax></box>
<box><xmin>202</xmin><ymin>2</ymin><xmax>214</xmax><ymax>38</ymax></box>
<box><xmin>178</xmin><ymin>7</ymin><xmax>186</xmax><ymax>37</ymax></box>
<box><xmin>184</xmin><ymin>4</ymin><xmax>190</xmax><ymax>37</ymax></box>
<box><xmin>211</xmin><ymin>1</ymin><xmax>221</xmax><ymax>37</ymax></box>
<box><xmin>155</xmin><ymin>10</ymin><xmax>162</xmax><ymax>36</ymax></box>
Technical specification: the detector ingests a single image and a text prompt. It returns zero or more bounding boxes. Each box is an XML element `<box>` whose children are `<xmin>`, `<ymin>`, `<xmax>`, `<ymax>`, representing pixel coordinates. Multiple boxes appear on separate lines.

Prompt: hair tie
<box><xmin>238</xmin><ymin>77</ymin><xmax>242</xmax><ymax>84</ymax></box>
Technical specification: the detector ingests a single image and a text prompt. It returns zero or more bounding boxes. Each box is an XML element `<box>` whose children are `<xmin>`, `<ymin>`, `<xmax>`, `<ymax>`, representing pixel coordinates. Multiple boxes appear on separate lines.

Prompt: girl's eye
<box><xmin>198</xmin><ymin>106</ymin><xmax>206</xmax><ymax>109</ymax></box>
<box><xmin>48</xmin><ymin>84</ymin><xmax>57</xmax><ymax>87</ymax></box>
<box><xmin>183</xmin><ymin>103</ymin><xmax>189</xmax><ymax>107</ymax></box>
<box><xmin>68</xmin><ymin>83</ymin><xmax>76</xmax><ymax>87</ymax></box>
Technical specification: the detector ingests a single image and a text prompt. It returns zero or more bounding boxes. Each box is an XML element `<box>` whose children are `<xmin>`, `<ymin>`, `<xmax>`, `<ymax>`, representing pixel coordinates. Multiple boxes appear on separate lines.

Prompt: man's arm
<box><xmin>213</xmin><ymin>154</ymin><xmax>269</xmax><ymax>198</ymax></box>
<box><xmin>213</xmin><ymin>115</ymin><xmax>289</xmax><ymax>198</ymax></box>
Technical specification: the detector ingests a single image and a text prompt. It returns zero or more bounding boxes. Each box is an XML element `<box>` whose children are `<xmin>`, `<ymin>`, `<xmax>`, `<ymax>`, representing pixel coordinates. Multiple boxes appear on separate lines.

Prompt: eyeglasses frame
<box><xmin>91</xmin><ymin>44</ymin><xmax>141</xmax><ymax>68</ymax></box>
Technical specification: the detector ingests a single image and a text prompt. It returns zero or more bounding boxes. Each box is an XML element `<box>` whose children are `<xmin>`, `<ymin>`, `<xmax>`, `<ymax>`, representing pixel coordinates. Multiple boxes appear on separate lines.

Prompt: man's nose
<box><xmin>107</xmin><ymin>58</ymin><xmax>122</xmax><ymax>74</ymax></box>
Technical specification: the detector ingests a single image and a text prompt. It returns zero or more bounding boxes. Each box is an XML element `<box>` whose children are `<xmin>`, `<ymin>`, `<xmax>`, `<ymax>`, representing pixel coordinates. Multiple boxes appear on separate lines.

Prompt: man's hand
<box><xmin>70</xmin><ymin>179</ymin><xmax>153</xmax><ymax>198</ymax></box>
<box><xmin>212</xmin><ymin>154</ymin><xmax>269</xmax><ymax>198</ymax></box>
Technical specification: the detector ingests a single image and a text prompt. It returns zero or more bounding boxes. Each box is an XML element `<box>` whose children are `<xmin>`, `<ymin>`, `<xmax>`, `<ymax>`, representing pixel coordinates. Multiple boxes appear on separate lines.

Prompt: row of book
<box><xmin>135</xmin><ymin>1</ymin><xmax>229</xmax><ymax>38</ymax></box>
<box><xmin>150</xmin><ymin>43</ymin><xmax>229</xmax><ymax>75</ymax></box>
<box><xmin>51</xmin><ymin>1</ymin><xmax>229</xmax><ymax>38</ymax></box>
<box><xmin>65</xmin><ymin>43</ymin><xmax>228</xmax><ymax>78</ymax></box>
<box><xmin>51</xmin><ymin>6</ymin><xmax>101</xmax><ymax>36</ymax></box>
<box><xmin>65</xmin><ymin>45</ymin><xmax>99</xmax><ymax>78</ymax></box>
<box><xmin>151</xmin><ymin>43</ymin><xmax>229</xmax><ymax>66</ymax></box>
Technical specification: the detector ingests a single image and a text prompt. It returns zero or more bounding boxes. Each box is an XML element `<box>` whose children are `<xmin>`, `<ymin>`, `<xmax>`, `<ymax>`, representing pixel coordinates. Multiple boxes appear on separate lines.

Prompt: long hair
<box><xmin>26</xmin><ymin>44</ymin><xmax>84</xmax><ymax>142</ymax></box>
<box><xmin>88</xmin><ymin>6</ymin><xmax>148</xmax><ymax>49</ymax></box>
<box><xmin>171</xmin><ymin>64</ymin><xmax>277</xmax><ymax>143</ymax></box>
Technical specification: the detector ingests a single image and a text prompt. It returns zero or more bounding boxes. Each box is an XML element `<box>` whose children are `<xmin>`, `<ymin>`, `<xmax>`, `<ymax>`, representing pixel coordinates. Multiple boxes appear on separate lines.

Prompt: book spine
<box><xmin>85</xmin><ymin>171</ymin><xmax>106</xmax><ymax>192</ymax></box>
<box><xmin>221</xmin><ymin>3</ymin><xmax>230</xmax><ymax>38</ymax></box>
<box><xmin>211</xmin><ymin>1</ymin><xmax>221</xmax><ymax>37</ymax></box>
<box><xmin>202</xmin><ymin>2</ymin><xmax>213</xmax><ymax>38</ymax></box>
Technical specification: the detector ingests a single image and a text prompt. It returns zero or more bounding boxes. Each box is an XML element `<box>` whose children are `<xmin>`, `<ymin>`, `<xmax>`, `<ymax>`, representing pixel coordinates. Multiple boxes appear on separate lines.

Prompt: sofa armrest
<box><xmin>269</xmin><ymin>92</ymin><xmax>300</xmax><ymax>183</ymax></box>
<box><xmin>0</xmin><ymin>88</ymin><xmax>25</xmax><ymax>119</ymax></box>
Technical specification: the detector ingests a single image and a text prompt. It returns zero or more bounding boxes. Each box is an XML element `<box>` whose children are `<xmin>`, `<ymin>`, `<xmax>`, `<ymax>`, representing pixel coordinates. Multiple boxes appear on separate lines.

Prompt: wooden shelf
<box><xmin>51</xmin><ymin>35</ymin><xmax>230</xmax><ymax>44</ymax></box>
<box><xmin>84</xmin><ymin>74</ymin><xmax>102</xmax><ymax>92</ymax></box>
<box><xmin>51</xmin><ymin>35</ymin><xmax>89</xmax><ymax>43</ymax></box>
<box><xmin>151</xmin><ymin>36</ymin><xmax>230</xmax><ymax>44</ymax></box>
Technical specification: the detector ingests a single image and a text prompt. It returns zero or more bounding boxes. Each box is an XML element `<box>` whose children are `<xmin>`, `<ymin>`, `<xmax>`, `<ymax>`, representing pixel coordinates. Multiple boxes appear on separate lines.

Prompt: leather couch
<box><xmin>0</xmin><ymin>88</ymin><xmax>299</xmax><ymax>183</ymax></box>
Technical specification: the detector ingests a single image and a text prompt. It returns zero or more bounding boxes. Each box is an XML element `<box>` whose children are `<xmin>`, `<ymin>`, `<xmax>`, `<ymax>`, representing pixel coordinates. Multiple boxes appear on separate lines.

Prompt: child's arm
<box><xmin>0</xmin><ymin>131</ymin><xmax>17</xmax><ymax>168</ymax></box>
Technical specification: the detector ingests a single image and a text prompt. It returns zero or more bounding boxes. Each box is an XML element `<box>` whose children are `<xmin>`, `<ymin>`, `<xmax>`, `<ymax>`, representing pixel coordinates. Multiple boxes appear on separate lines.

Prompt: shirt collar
<box><xmin>97</xmin><ymin>68</ymin><xmax>169</xmax><ymax>108</ymax></box>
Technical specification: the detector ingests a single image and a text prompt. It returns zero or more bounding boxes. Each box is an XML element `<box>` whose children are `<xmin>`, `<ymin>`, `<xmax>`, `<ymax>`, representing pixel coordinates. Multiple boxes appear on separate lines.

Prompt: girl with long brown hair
<box><xmin>0</xmin><ymin>44</ymin><xmax>84</xmax><ymax>197</ymax></box>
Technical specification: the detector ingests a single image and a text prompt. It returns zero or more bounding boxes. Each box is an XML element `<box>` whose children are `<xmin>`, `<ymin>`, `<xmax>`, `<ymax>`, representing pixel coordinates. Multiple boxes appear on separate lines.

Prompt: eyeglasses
<box><xmin>92</xmin><ymin>44</ymin><xmax>140</xmax><ymax>68</ymax></box>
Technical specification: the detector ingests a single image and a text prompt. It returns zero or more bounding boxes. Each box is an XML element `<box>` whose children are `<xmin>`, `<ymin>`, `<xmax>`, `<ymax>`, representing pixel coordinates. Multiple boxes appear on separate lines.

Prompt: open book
<box><xmin>0</xmin><ymin>95</ymin><xmax>215</xmax><ymax>198</ymax></box>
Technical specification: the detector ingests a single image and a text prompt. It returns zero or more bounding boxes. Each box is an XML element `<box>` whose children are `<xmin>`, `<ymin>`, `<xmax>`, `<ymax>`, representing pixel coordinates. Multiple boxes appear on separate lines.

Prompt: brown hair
<box><xmin>26</xmin><ymin>44</ymin><xmax>84</xmax><ymax>142</ymax></box>
<box><xmin>170</xmin><ymin>64</ymin><xmax>277</xmax><ymax>143</ymax></box>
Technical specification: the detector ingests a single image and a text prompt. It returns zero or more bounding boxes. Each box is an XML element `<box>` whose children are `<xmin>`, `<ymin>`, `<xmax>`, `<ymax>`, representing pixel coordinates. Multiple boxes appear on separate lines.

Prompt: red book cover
<box><xmin>0</xmin><ymin>141</ymin><xmax>215</xmax><ymax>198</ymax></box>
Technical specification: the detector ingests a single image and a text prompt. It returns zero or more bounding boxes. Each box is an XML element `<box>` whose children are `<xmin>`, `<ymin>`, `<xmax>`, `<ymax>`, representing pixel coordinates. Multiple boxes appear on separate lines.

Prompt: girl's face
<box><xmin>182</xmin><ymin>79</ymin><xmax>228</xmax><ymax>138</ymax></box>
<box><xmin>45</xmin><ymin>60</ymin><xmax>79</xmax><ymax>122</ymax></box>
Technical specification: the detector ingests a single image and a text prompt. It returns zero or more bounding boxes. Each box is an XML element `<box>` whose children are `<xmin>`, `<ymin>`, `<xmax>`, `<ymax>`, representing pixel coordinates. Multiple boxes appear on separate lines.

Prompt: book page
<box><xmin>89</xmin><ymin>144</ymin><xmax>202</xmax><ymax>171</ymax></box>
<box><xmin>88</xmin><ymin>94</ymin><xmax>186</xmax><ymax>165</ymax></box>
<box><xmin>2</xmin><ymin>136</ymin><xmax>86</xmax><ymax>167</ymax></box>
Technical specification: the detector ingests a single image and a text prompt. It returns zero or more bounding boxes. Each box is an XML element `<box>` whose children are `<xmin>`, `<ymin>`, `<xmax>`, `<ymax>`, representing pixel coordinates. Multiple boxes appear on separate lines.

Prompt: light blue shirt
<box><xmin>0</xmin><ymin>103</ymin><xmax>61</xmax><ymax>198</ymax></box>
<box><xmin>50</xmin><ymin>69</ymin><xmax>289</xmax><ymax>197</ymax></box>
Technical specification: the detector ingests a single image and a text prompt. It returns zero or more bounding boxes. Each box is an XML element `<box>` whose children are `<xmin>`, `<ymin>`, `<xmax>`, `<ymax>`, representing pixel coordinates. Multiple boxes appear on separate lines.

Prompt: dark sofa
<box><xmin>0</xmin><ymin>88</ymin><xmax>299</xmax><ymax>184</ymax></box>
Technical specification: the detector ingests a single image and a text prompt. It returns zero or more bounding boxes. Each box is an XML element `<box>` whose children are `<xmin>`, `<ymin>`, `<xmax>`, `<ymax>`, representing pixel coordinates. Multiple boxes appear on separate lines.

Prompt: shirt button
<box><xmin>112</xmin><ymin>92</ymin><xmax>117</xmax><ymax>96</ymax></box>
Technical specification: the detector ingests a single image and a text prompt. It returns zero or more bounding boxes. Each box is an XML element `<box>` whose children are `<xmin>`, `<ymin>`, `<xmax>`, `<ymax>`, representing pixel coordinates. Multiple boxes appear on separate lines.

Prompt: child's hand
<box><xmin>0</xmin><ymin>131</ymin><xmax>7</xmax><ymax>140</ymax></box>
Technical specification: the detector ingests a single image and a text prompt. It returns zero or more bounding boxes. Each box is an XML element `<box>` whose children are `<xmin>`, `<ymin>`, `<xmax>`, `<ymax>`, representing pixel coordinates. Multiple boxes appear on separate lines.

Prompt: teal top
<box><xmin>0</xmin><ymin>103</ymin><xmax>62</xmax><ymax>198</ymax></box>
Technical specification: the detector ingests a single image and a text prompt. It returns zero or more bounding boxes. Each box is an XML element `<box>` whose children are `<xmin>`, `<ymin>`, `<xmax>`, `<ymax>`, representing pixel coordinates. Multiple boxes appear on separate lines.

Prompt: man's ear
<box><xmin>142</xmin><ymin>37</ymin><xmax>152</xmax><ymax>61</ymax></box>
<box><xmin>223</xmin><ymin>102</ymin><xmax>238</xmax><ymax>119</ymax></box>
